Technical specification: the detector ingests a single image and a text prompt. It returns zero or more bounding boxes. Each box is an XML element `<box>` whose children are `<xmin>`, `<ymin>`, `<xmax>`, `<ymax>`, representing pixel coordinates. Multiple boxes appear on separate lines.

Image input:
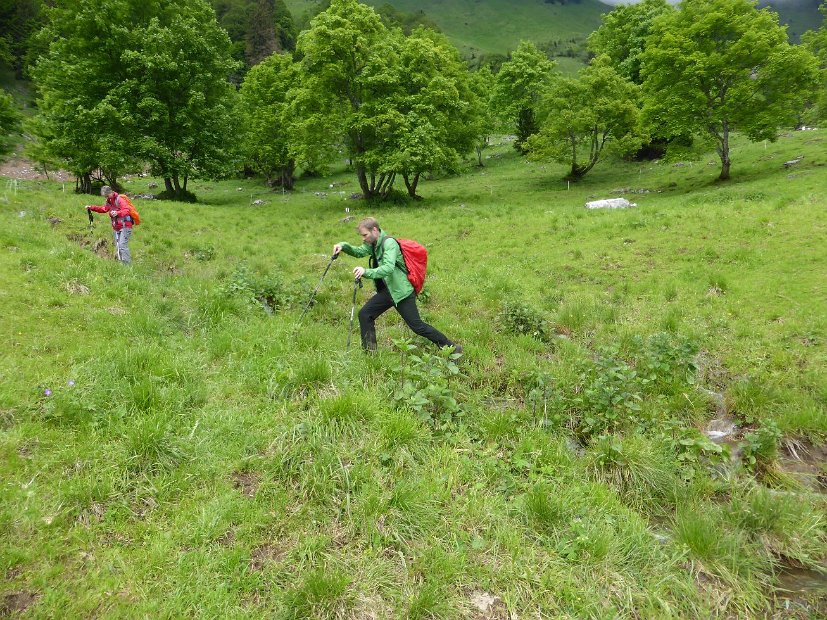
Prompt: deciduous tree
<box><xmin>802</xmin><ymin>2</ymin><xmax>827</xmax><ymax>121</ymax></box>
<box><xmin>0</xmin><ymin>88</ymin><xmax>21</xmax><ymax>158</ymax></box>
<box><xmin>32</xmin><ymin>0</ymin><xmax>240</xmax><ymax>199</ymax></box>
<box><xmin>527</xmin><ymin>56</ymin><xmax>643</xmax><ymax>181</ymax></box>
<box><xmin>295</xmin><ymin>0</ymin><xmax>402</xmax><ymax>199</ymax></box>
<box><xmin>394</xmin><ymin>28</ymin><xmax>480</xmax><ymax>198</ymax></box>
<box><xmin>588</xmin><ymin>0</ymin><xmax>674</xmax><ymax>84</ymax></box>
<box><xmin>239</xmin><ymin>52</ymin><xmax>298</xmax><ymax>188</ymax></box>
<box><xmin>491</xmin><ymin>41</ymin><xmax>557</xmax><ymax>154</ymax></box>
<box><xmin>641</xmin><ymin>0</ymin><xmax>820</xmax><ymax>180</ymax></box>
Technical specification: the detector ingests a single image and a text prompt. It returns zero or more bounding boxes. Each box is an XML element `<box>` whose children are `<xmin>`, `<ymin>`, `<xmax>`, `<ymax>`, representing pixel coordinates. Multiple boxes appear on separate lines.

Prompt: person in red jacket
<box><xmin>86</xmin><ymin>185</ymin><xmax>134</xmax><ymax>264</ymax></box>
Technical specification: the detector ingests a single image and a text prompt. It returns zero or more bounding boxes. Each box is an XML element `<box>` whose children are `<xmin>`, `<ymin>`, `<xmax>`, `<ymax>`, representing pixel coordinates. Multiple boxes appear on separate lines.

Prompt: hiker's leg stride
<box><xmin>358</xmin><ymin>288</ymin><xmax>394</xmax><ymax>350</ymax></box>
<box><xmin>395</xmin><ymin>293</ymin><xmax>453</xmax><ymax>348</ymax></box>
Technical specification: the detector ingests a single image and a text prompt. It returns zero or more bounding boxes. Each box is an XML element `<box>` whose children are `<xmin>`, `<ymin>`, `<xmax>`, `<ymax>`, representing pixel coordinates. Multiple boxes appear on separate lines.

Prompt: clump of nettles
<box><xmin>222</xmin><ymin>264</ymin><xmax>296</xmax><ymax>312</ymax></box>
<box><xmin>498</xmin><ymin>300</ymin><xmax>550</xmax><ymax>341</ymax></box>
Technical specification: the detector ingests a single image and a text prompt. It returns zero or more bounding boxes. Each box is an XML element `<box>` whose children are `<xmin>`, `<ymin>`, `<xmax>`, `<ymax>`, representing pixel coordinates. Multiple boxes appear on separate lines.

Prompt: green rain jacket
<box><xmin>338</xmin><ymin>230</ymin><xmax>414</xmax><ymax>305</ymax></box>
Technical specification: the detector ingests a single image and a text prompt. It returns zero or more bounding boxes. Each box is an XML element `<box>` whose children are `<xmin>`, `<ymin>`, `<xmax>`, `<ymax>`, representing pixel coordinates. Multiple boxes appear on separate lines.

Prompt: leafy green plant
<box><xmin>636</xmin><ymin>332</ymin><xmax>698</xmax><ymax>393</ymax></box>
<box><xmin>569</xmin><ymin>347</ymin><xmax>643</xmax><ymax>438</ymax></box>
<box><xmin>221</xmin><ymin>264</ymin><xmax>297</xmax><ymax>312</ymax></box>
<box><xmin>497</xmin><ymin>300</ymin><xmax>550</xmax><ymax>341</ymax></box>
<box><xmin>740</xmin><ymin>421</ymin><xmax>782</xmax><ymax>473</ymax></box>
<box><xmin>391</xmin><ymin>339</ymin><xmax>463</xmax><ymax>425</ymax></box>
<box><xmin>669</xmin><ymin>427</ymin><xmax>729</xmax><ymax>480</ymax></box>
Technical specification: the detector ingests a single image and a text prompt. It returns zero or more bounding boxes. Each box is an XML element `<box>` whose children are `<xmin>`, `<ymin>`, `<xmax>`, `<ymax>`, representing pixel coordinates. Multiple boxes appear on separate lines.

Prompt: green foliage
<box><xmin>571</xmin><ymin>346</ymin><xmax>643</xmax><ymax>438</ymax></box>
<box><xmin>740</xmin><ymin>421</ymin><xmax>782</xmax><ymax>473</ymax></box>
<box><xmin>394</xmin><ymin>28</ymin><xmax>482</xmax><ymax>197</ymax></box>
<box><xmin>497</xmin><ymin>299</ymin><xmax>550</xmax><ymax>341</ymax></box>
<box><xmin>239</xmin><ymin>51</ymin><xmax>299</xmax><ymax>188</ymax></box>
<box><xmin>0</xmin><ymin>0</ymin><xmax>43</xmax><ymax>76</ymax></box>
<box><xmin>641</xmin><ymin>0</ymin><xmax>821</xmax><ymax>180</ymax></box>
<box><xmin>221</xmin><ymin>264</ymin><xmax>298</xmax><ymax>311</ymax></box>
<box><xmin>588</xmin><ymin>0</ymin><xmax>674</xmax><ymax>84</ymax></box>
<box><xmin>375</xmin><ymin>3</ymin><xmax>441</xmax><ymax>35</ymax></box>
<box><xmin>31</xmin><ymin>0</ymin><xmax>241</xmax><ymax>198</ymax></box>
<box><xmin>635</xmin><ymin>332</ymin><xmax>698</xmax><ymax>392</ymax></box>
<box><xmin>391</xmin><ymin>338</ymin><xmax>463</xmax><ymax>425</ymax></box>
<box><xmin>213</xmin><ymin>0</ymin><xmax>297</xmax><ymax>73</ymax></box>
<box><xmin>801</xmin><ymin>3</ymin><xmax>827</xmax><ymax>122</ymax></box>
<box><xmin>669</xmin><ymin>426</ymin><xmax>729</xmax><ymax>480</ymax></box>
<box><xmin>527</xmin><ymin>55</ymin><xmax>644</xmax><ymax>180</ymax></box>
<box><xmin>492</xmin><ymin>41</ymin><xmax>557</xmax><ymax>153</ymax></box>
<box><xmin>0</xmin><ymin>87</ymin><xmax>21</xmax><ymax>158</ymax></box>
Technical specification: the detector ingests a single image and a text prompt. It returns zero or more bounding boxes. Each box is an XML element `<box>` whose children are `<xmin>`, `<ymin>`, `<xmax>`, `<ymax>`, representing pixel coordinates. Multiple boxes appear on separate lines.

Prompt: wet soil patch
<box><xmin>773</xmin><ymin>564</ymin><xmax>827</xmax><ymax>617</ymax></box>
<box><xmin>778</xmin><ymin>439</ymin><xmax>827</xmax><ymax>493</ymax></box>
<box><xmin>231</xmin><ymin>471</ymin><xmax>260</xmax><ymax>498</ymax></box>
<box><xmin>249</xmin><ymin>543</ymin><xmax>288</xmax><ymax>572</ymax></box>
<box><xmin>66</xmin><ymin>233</ymin><xmax>111</xmax><ymax>259</ymax></box>
<box><xmin>1</xmin><ymin>591</ymin><xmax>39</xmax><ymax>616</ymax></box>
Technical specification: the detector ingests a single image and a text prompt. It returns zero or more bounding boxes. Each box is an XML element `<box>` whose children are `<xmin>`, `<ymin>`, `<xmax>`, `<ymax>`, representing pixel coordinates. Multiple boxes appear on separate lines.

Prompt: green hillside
<box><xmin>287</xmin><ymin>0</ymin><xmax>608</xmax><ymax>58</ymax></box>
<box><xmin>287</xmin><ymin>0</ymin><xmax>823</xmax><ymax>59</ymax></box>
<box><xmin>2</xmin><ymin>130</ymin><xmax>826</xmax><ymax>617</ymax></box>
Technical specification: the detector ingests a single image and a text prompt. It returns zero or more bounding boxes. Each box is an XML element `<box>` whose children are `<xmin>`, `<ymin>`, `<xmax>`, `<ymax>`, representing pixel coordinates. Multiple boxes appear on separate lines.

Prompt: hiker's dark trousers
<box><xmin>359</xmin><ymin>289</ymin><xmax>452</xmax><ymax>350</ymax></box>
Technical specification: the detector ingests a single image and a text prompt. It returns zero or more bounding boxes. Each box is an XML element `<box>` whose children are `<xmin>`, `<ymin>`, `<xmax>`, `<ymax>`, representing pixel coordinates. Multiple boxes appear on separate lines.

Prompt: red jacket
<box><xmin>89</xmin><ymin>193</ymin><xmax>133</xmax><ymax>231</ymax></box>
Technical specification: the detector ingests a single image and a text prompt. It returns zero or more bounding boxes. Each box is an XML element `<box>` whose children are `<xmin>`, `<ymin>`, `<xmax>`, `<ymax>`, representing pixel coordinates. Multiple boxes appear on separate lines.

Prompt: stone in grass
<box><xmin>585</xmin><ymin>197</ymin><xmax>637</xmax><ymax>210</ymax></box>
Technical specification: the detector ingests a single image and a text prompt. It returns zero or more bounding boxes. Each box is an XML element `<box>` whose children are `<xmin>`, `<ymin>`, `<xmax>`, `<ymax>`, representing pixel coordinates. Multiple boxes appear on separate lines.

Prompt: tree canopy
<box><xmin>491</xmin><ymin>41</ymin><xmax>557</xmax><ymax>154</ymax></box>
<box><xmin>31</xmin><ymin>0</ymin><xmax>240</xmax><ymax>199</ymax></box>
<box><xmin>802</xmin><ymin>2</ymin><xmax>827</xmax><ymax>121</ymax></box>
<box><xmin>0</xmin><ymin>88</ymin><xmax>21</xmax><ymax>158</ymax></box>
<box><xmin>641</xmin><ymin>0</ymin><xmax>820</xmax><ymax>180</ymax></box>
<box><xmin>527</xmin><ymin>56</ymin><xmax>643</xmax><ymax>180</ymax></box>
<box><xmin>588</xmin><ymin>0</ymin><xmax>674</xmax><ymax>85</ymax></box>
<box><xmin>239</xmin><ymin>52</ymin><xmax>299</xmax><ymax>188</ymax></box>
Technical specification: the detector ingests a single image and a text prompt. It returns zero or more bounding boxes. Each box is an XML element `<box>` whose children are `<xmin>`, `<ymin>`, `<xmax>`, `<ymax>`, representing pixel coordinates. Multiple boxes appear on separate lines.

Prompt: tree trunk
<box><xmin>77</xmin><ymin>172</ymin><xmax>93</xmax><ymax>194</ymax></box>
<box><xmin>164</xmin><ymin>177</ymin><xmax>174</xmax><ymax>194</ymax></box>
<box><xmin>356</xmin><ymin>162</ymin><xmax>373</xmax><ymax>198</ymax></box>
<box><xmin>378</xmin><ymin>172</ymin><xmax>395</xmax><ymax>199</ymax></box>
<box><xmin>403</xmin><ymin>172</ymin><xmax>421</xmax><ymax>198</ymax></box>
<box><xmin>280</xmin><ymin>159</ymin><xmax>296</xmax><ymax>190</ymax></box>
<box><xmin>717</xmin><ymin>122</ymin><xmax>731</xmax><ymax>181</ymax></box>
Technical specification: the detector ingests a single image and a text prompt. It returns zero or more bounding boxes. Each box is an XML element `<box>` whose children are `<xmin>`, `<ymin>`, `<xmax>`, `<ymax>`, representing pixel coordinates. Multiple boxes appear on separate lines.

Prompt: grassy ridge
<box><xmin>286</xmin><ymin>0</ymin><xmax>607</xmax><ymax>58</ymax></box>
<box><xmin>1</xmin><ymin>131</ymin><xmax>826</xmax><ymax>617</ymax></box>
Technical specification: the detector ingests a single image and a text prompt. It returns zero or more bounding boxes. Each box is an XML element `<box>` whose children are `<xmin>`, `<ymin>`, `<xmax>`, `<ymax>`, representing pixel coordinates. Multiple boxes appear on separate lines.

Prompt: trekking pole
<box><xmin>299</xmin><ymin>253</ymin><xmax>338</xmax><ymax>322</ymax></box>
<box><xmin>346</xmin><ymin>277</ymin><xmax>363</xmax><ymax>351</ymax></box>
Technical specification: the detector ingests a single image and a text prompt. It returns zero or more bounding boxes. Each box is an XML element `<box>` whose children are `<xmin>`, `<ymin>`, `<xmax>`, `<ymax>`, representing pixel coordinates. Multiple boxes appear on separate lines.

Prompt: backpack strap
<box><xmin>381</xmin><ymin>237</ymin><xmax>407</xmax><ymax>273</ymax></box>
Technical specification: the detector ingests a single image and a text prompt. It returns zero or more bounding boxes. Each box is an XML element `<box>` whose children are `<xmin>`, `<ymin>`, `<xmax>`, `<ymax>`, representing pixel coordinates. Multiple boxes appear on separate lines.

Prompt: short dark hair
<box><xmin>358</xmin><ymin>217</ymin><xmax>380</xmax><ymax>232</ymax></box>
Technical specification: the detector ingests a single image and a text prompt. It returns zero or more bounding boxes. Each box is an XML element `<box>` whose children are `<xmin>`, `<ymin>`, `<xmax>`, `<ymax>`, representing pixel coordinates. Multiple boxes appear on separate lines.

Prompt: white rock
<box><xmin>585</xmin><ymin>198</ymin><xmax>636</xmax><ymax>210</ymax></box>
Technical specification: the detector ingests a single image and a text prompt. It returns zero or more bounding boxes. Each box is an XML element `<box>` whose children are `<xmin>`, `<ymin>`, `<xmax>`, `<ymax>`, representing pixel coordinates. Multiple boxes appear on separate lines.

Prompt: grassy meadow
<box><xmin>1</xmin><ymin>130</ymin><xmax>827</xmax><ymax>618</ymax></box>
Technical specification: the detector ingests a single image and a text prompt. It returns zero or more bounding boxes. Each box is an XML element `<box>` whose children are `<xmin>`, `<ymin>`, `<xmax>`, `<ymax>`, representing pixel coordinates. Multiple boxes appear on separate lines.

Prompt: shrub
<box><xmin>497</xmin><ymin>300</ymin><xmax>550</xmax><ymax>341</ymax></box>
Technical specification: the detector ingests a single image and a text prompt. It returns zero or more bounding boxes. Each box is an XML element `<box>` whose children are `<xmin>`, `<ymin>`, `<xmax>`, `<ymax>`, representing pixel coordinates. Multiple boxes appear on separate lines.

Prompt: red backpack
<box><xmin>116</xmin><ymin>194</ymin><xmax>141</xmax><ymax>225</ymax></box>
<box><xmin>390</xmin><ymin>237</ymin><xmax>428</xmax><ymax>294</ymax></box>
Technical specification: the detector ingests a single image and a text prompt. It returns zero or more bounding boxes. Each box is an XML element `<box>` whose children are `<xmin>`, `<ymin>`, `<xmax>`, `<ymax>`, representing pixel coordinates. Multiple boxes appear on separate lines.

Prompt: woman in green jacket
<box><xmin>333</xmin><ymin>217</ymin><xmax>461</xmax><ymax>353</ymax></box>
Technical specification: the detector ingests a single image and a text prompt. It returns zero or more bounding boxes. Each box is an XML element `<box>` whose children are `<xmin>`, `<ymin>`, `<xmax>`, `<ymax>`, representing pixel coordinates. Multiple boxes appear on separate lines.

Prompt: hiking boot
<box><xmin>363</xmin><ymin>331</ymin><xmax>377</xmax><ymax>352</ymax></box>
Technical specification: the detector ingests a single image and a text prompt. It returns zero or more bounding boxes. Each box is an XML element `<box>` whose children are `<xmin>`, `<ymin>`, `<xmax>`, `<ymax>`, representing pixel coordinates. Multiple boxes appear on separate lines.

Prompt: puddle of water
<box><xmin>776</xmin><ymin>566</ymin><xmax>827</xmax><ymax>597</ymax></box>
<box><xmin>704</xmin><ymin>414</ymin><xmax>738</xmax><ymax>443</ymax></box>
